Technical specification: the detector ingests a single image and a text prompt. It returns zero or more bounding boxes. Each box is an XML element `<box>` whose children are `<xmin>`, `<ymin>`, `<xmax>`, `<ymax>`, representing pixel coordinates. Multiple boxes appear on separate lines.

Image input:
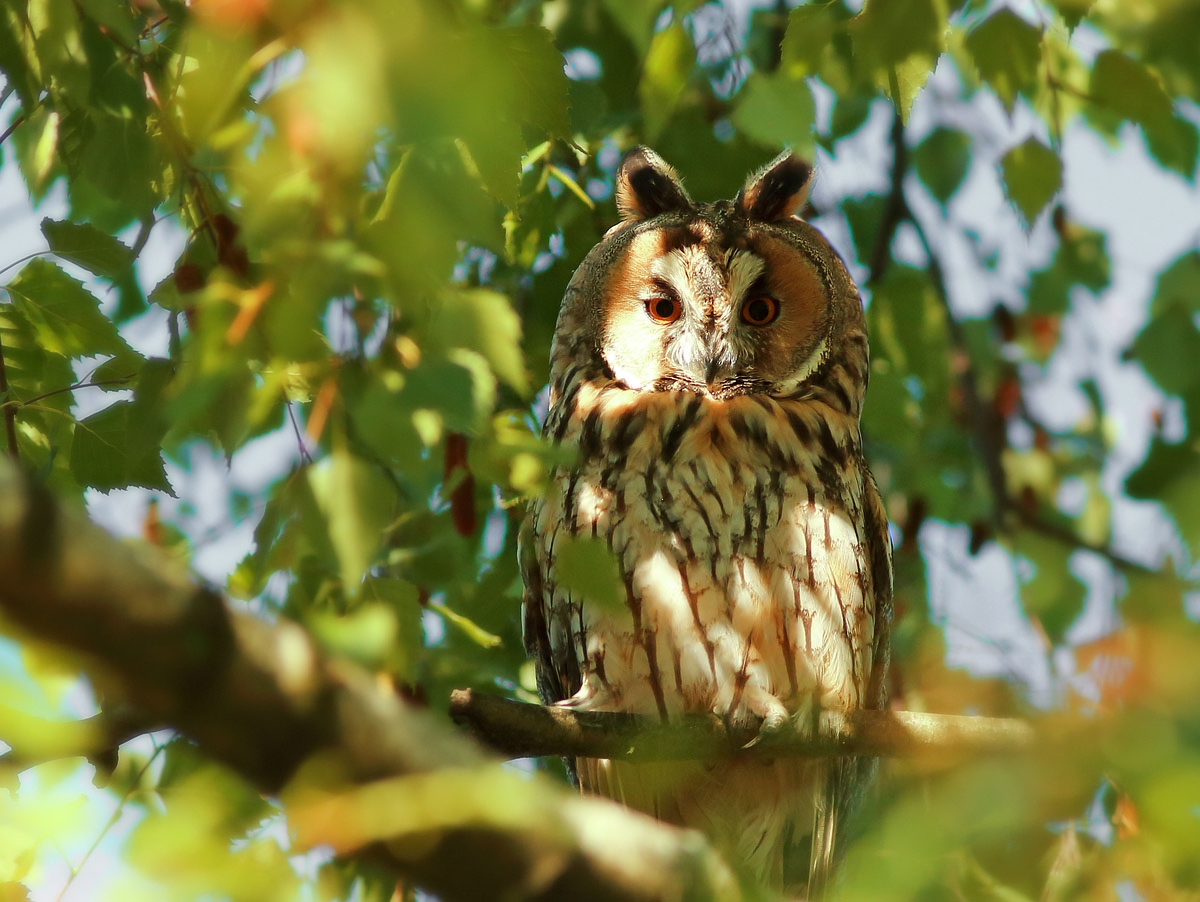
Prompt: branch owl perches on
<box><xmin>521</xmin><ymin>147</ymin><xmax>893</xmax><ymax>897</ymax></box>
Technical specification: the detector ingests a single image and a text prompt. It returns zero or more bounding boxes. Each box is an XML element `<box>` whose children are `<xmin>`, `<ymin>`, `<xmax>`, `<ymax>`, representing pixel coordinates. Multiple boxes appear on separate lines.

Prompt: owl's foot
<box><xmin>741</xmin><ymin>695</ymin><xmax>822</xmax><ymax>752</ymax></box>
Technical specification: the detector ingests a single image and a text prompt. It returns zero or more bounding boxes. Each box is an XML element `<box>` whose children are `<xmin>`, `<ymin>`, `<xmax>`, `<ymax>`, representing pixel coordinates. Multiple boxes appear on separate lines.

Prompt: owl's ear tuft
<box><xmin>615</xmin><ymin>147</ymin><xmax>693</xmax><ymax>221</ymax></box>
<box><xmin>738</xmin><ymin>151</ymin><xmax>813</xmax><ymax>221</ymax></box>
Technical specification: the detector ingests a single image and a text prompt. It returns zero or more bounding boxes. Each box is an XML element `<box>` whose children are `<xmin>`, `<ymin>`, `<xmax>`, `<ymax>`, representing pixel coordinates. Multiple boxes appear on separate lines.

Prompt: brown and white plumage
<box><xmin>521</xmin><ymin>148</ymin><xmax>892</xmax><ymax>896</ymax></box>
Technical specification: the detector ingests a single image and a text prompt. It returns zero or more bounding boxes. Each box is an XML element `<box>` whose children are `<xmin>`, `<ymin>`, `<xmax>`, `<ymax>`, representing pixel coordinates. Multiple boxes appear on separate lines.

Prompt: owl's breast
<box><xmin>534</xmin><ymin>382</ymin><xmax>881</xmax><ymax>723</ymax></box>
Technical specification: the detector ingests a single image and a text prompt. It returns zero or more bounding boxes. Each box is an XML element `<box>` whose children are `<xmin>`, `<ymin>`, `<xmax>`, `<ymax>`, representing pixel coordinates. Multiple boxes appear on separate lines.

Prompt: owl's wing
<box><xmin>806</xmin><ymin>468</ymin><xmax>894</xmax><ymax>898</ymax></box>
<box><xmin>518</xmin><ymin>509</ymin><xmax>581</xmax><ymax>707</ymax></box>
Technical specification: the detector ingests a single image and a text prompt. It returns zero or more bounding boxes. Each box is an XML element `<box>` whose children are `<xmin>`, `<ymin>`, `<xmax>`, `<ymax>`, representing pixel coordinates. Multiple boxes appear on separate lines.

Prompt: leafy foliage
<box><xmin>0</xmin><ymin>0</ymin><xmax>1198</xmax><ymax>900</ymax></box>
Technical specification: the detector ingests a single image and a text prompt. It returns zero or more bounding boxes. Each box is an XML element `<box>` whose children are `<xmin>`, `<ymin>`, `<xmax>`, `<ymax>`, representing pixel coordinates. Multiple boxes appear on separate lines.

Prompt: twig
<box><xmin>0</xmin><ymin>328</ymin><xmax>18</xmax><ymax>459</ymax></box>
<box><xmin>1</xmin><ymin>376</ymin><xmax>137</xmax><ymax>411</ymax></box>
<box><xmin>0</xmin><ymin>111</ymin><xmax>28</xmax><ymax>148</ymax></box>
<box><xmin>448</xmin><ymin>689</ymin><xmax>1036</xmax><ymax>762</ymax></box>
<box><xmin>1012</xmin><ymin>507</ymin><xmax>1157</xmax><ymax>576</ymax></box>
<box><xmin>54</xmin><ymin>744</ymin><xmax>164</xmax><ymax>902</ymax></box>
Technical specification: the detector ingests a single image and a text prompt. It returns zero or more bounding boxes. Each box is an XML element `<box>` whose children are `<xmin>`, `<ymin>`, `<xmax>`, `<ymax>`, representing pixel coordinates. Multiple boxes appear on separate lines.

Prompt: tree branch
<box><xmin>0</xmin><ymin>327</ymin><xmax>18</xmax><ymax>459</ymax></box>
<box><xmin>0</xmin><ymin>458</ymin><xmax>743</xmax><ymax>902</ymax></box>
<box><xmin>867</xmin><ymin>110</ymin><xmax>909</xmax><ymax>286</ymax></box>
<box><xmin>449</xmin><ymin>689</ymin><xmax>1036</xmax><ymax>762</ymax></box>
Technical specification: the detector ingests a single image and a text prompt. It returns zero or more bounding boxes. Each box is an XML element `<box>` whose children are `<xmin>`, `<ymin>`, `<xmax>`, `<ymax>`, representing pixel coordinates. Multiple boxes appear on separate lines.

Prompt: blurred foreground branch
<box><xmin>449</xmin><ymin>689</ymin><xmax>1035</xmax><ymax>762</ymax></box>
<box><xmin>0</xmin><ymin>460</ymin><xmax>741</xmax><ymax>902</ymax></box>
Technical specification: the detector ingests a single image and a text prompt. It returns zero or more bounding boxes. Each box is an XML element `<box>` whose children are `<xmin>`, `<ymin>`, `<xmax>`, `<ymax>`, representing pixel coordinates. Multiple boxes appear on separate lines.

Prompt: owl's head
<box><xmin>555</xmin><ymin>147</ymin><xmax>864</xmax><ymax>405</ymax></box>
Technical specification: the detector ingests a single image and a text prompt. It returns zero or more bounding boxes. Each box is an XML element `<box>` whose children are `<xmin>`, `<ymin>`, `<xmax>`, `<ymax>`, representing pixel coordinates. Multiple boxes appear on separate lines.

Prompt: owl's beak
<box><xmin>704</xmin><ymin>357</ymin><xmax>725</xmax><ymax>387</ymax></box>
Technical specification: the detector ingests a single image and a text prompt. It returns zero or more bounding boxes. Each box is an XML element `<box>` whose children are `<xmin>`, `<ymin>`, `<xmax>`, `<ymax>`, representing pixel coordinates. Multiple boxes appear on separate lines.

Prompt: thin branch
<box><xmin>0</xmin><ymin>111</ymin><xmax>27</xmax><ymax>148</ymax></box>
<box><xmin>449</xmin><ymin>689</ymin><xmax>1037</xmax><ymax>762</ymax></box>
<box><xmin>868</xmin><ymin>110</ymin><xmax>910</xmax><ymax>286</ymax></box>
<box><xmin>0</xmin><ymin>376</ymin><xmax>137</xmax><ymax>411</ymax></box>
<box><xmin>0</xmin><ymin>328</ymin><xmax>18</xmax><ymax>459</ymax></box>
<box><xmin>1012</xmin><ymin>507</ymin><xmax>1158</xmax><ymax>576</ymax></box>
<box><xmin>55</xmin><ymin>744</ymin><xmax>164</xmax><ymax>902</ymax></box>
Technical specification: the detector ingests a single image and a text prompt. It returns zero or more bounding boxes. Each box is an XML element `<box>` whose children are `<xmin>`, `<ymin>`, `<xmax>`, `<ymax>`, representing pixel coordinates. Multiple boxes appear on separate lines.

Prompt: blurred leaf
<box><xmin>1090</xmin><ymin>50</ymin><xmax>1174</xmax><ymax>130</ymax></box>
<box><xmin>308</xmin><ymin>448</ymin><xmax>398</xmax><ymax>595</ymax></box>
<box><xmin>1000</xmin><ymin>138</ymin><xmax>1061</xmax><ymax>227</ymax></box>
<box><xmin>730</xmin><ymin>72</ymin><xmax>816</xmax><ymax>157</ymax></box>
<box><xmin>1016</xmin><ymin>540</ymin><xmax>1086</xmax><ymax>645</ymax></box>
<box><xmin>552</xmin><ymin>534</ymin><xmax>624</xmax><ymax>612</ymax></box>
<box><xmin>1126</xmin><ymin>437</ymin><xmax>1200</xmax><ymax>556</ymax></box>
<box><xmin>964</xmin><ymin>8</ymin><xmax>1042</xmax><ymax>111</ymax></box>
<box><xmin>425</xmin><ymin>290</ymin><xmax>528</xmax><ymax>395</ymax></box>
<box><xmin>639</xmin><ymin>21</ymin><xmax>695</xmax><ymax>138</ymax></box>
<box><xmin>1147</xmin><ymin>250</ymin><xmax>1200</xmax><ymax>317</ymax></box>
<box><xmin>1027</xmin><ymin>224</ymin><xmax>1110</xmax><ymax>315</ymax></box>
<box><xmin>852</xmin><ymin>0</ymin><xmax>945</xmax><ymax>119</ymax></box>
<box><xmin>913</xmin><ymin>127</ymin><xmax>971</xmax><ymax>207</ymax></box>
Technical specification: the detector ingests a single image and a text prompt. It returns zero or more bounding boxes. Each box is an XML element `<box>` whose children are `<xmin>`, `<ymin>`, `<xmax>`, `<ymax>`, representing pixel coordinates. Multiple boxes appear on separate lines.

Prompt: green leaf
<box><xmin>4</xmin><ymin>258</ymin><xmax>135</xmax><ymax>362</ymax></box>
<box><xmin>1143</xmin><ymin>114</ymin><xmax>1200</xmax><ymax>181</ymax></box>
<box><xmin>999</xmin><ymin>138</ymin><xmax>1061</xmax><ymax>227</ymax></box>
<box><xmin>308</xmin><ymin>448</ymin><xmax>398</xmax><ymax>594</ymax></box>
<box><xmin>639</xmin><ymin>21</ymin><xmax>696</xmax><ymax>139</ymax></box>
<box><xmin>779</xmin><ymin>4</ymin><xmax>839</xmax><ymax>79</ymax></box>
<box><xmin>1090</xmin><ymin>50</ymin><xmax>1174</xmax><ymax>130</ymax></box>
<box><xmin>1048</xmin><ymin>0</ymin><xmax>1095</xmax><ymax>29</ymax></box>
<box><xmin>730</xmin><ymin>72</ymin><xmax>816</xmax><ymax>157</ymax></box>
<box><xmin>1149</xmin><ymin>251</ymin><xmax>1200</xmax><ymax>317</ymax></box>
<box><xmin>1131</xmin><ymin>306</ymin><xmax>1200</xmax><ymax>399</ymax></box>
<box><xmin>40</xmin><ymin>219</ymin><xmax>134</xmax><ymax>279</ymax></box>
<box><xmin>1027</xmin><ymin>225</ymin><xmax>1110</xmax><ymax>314</ymax></box>
<box><xmin>843</xmin><ymin>194</ymin><xmax>885</xmax><ymax>268</ymax></box>
<box><xmin>426</xmin><ymin>290</ymin><xmax>528</xmax><ymax>394</ymax></box>
<box><xmin>491</xmin><ymin>25</ymin><xmax>571</xmax><ymax>138</ymax></box>
<box><xmin>70</xmin><ymin>400</ymin><xmax>173</xmax><ymax>494</ymax></box>
<box><xmin>552</xmin><ymin>534</ymin><xmax>625</xmax><ymax>612</ymax></box>
<box><xmin>851</xmin><ymin>0</ymin><xmax>946</xmax><ymax>120</ymax></box>
<box><xmin>913</xmin><ymin>127</ymin><xmax>971</xmax><ymax>207</ymax></box>
<box><xmin>852</xmin><ymin>0</ymin><xmax>944</xmax><ymax>69</ymax></box>
<box><xmin>1126</xmin><ymin>436</ymin><xmax>1200</xmax><ymax>557</ymax></box>
<box><xmin>964</xmin><ymin>9</ymin><xmax>1043</xmax><ymax>112</ymax></box>
<box><xmin>1015</xmin><ymin>540</ymin><xmax>1086</xmax><ymax>646</ymax></box>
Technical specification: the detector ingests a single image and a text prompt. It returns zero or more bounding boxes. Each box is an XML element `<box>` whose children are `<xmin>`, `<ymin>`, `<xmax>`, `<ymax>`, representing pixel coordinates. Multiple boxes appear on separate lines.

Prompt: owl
<box><xmin>520</xmin><ymin>147</ymin><xmax>892</xmax><ymax>896</ymax></box>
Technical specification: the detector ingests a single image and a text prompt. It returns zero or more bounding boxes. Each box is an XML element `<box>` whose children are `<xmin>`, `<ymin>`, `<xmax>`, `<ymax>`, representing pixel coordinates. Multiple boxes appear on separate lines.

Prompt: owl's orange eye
<box><xmin>645</xmin><ymin>296</ymin><xmax>682</xmax><ymax>324</ymax></box>
<box><xmin>741</xmin><ymin>296</ymin><xmax>778</xmax><ymax>326</ymax></box>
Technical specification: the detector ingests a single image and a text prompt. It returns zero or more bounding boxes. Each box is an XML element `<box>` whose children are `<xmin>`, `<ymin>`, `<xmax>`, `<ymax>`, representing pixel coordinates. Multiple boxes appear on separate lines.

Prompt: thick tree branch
<box><xmin>450</xmin><ymin>689</ymin><xmax>1036</xmax><ymax>762</ymax></box>
<box><xmin>0</xmin><ymin>706</ymin><xmax>157</xmax><ymax>776</ymax></box>
<box><xmin>0</xmin><ymin>459</ymin><xmax>743</xmax><ymax>902</ymax></box>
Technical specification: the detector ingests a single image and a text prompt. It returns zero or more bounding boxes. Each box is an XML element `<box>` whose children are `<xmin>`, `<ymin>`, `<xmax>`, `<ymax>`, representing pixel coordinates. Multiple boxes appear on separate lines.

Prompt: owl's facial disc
<box><xmin>600</xmin><ymin>228</ymin><xmax>830</xmax><ymax>397</ymax></box>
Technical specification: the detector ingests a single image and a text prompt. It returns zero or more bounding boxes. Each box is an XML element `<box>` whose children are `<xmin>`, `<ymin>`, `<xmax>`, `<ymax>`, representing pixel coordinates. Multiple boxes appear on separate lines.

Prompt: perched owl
<box><xmin>521</xmin><ymin>147</ymin><xmax>892</xmax><ymax>896</ymax></box>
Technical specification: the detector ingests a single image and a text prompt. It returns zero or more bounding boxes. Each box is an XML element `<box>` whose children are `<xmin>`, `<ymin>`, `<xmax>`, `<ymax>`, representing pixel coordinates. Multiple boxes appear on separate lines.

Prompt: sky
<box><xmin>2</xmin><ymin>1</ymin><xmax>1200</xmax><ymax>898</ymax></box>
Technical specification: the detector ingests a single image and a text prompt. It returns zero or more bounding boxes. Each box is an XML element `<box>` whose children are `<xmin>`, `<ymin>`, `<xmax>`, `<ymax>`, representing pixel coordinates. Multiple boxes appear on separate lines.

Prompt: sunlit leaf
<box><xmin>308</xmin><ymin>448</ymin><xmax>398</xmax><ymax>594</ymax></box>
<box><xmin>730</xmin><ymin>72</ymin><xmax>816</xmax><ymax>156</ymax></box>
<box><xmin>965</xmin><ymin>9</ymin><xmax>1042</xmax><ymax>112</ymax></box>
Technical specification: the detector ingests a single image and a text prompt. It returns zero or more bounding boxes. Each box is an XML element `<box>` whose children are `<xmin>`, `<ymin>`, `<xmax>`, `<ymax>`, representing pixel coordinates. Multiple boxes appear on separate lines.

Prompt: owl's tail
<box><xmin>576</xmin><ymin>756</ymin><xmax>821</xmax><ymax>894</ymax></box>
<box><xmin>806</xmin><ymin>761</ymin><xmax>842</xmax><ymax>899</ymax></box>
